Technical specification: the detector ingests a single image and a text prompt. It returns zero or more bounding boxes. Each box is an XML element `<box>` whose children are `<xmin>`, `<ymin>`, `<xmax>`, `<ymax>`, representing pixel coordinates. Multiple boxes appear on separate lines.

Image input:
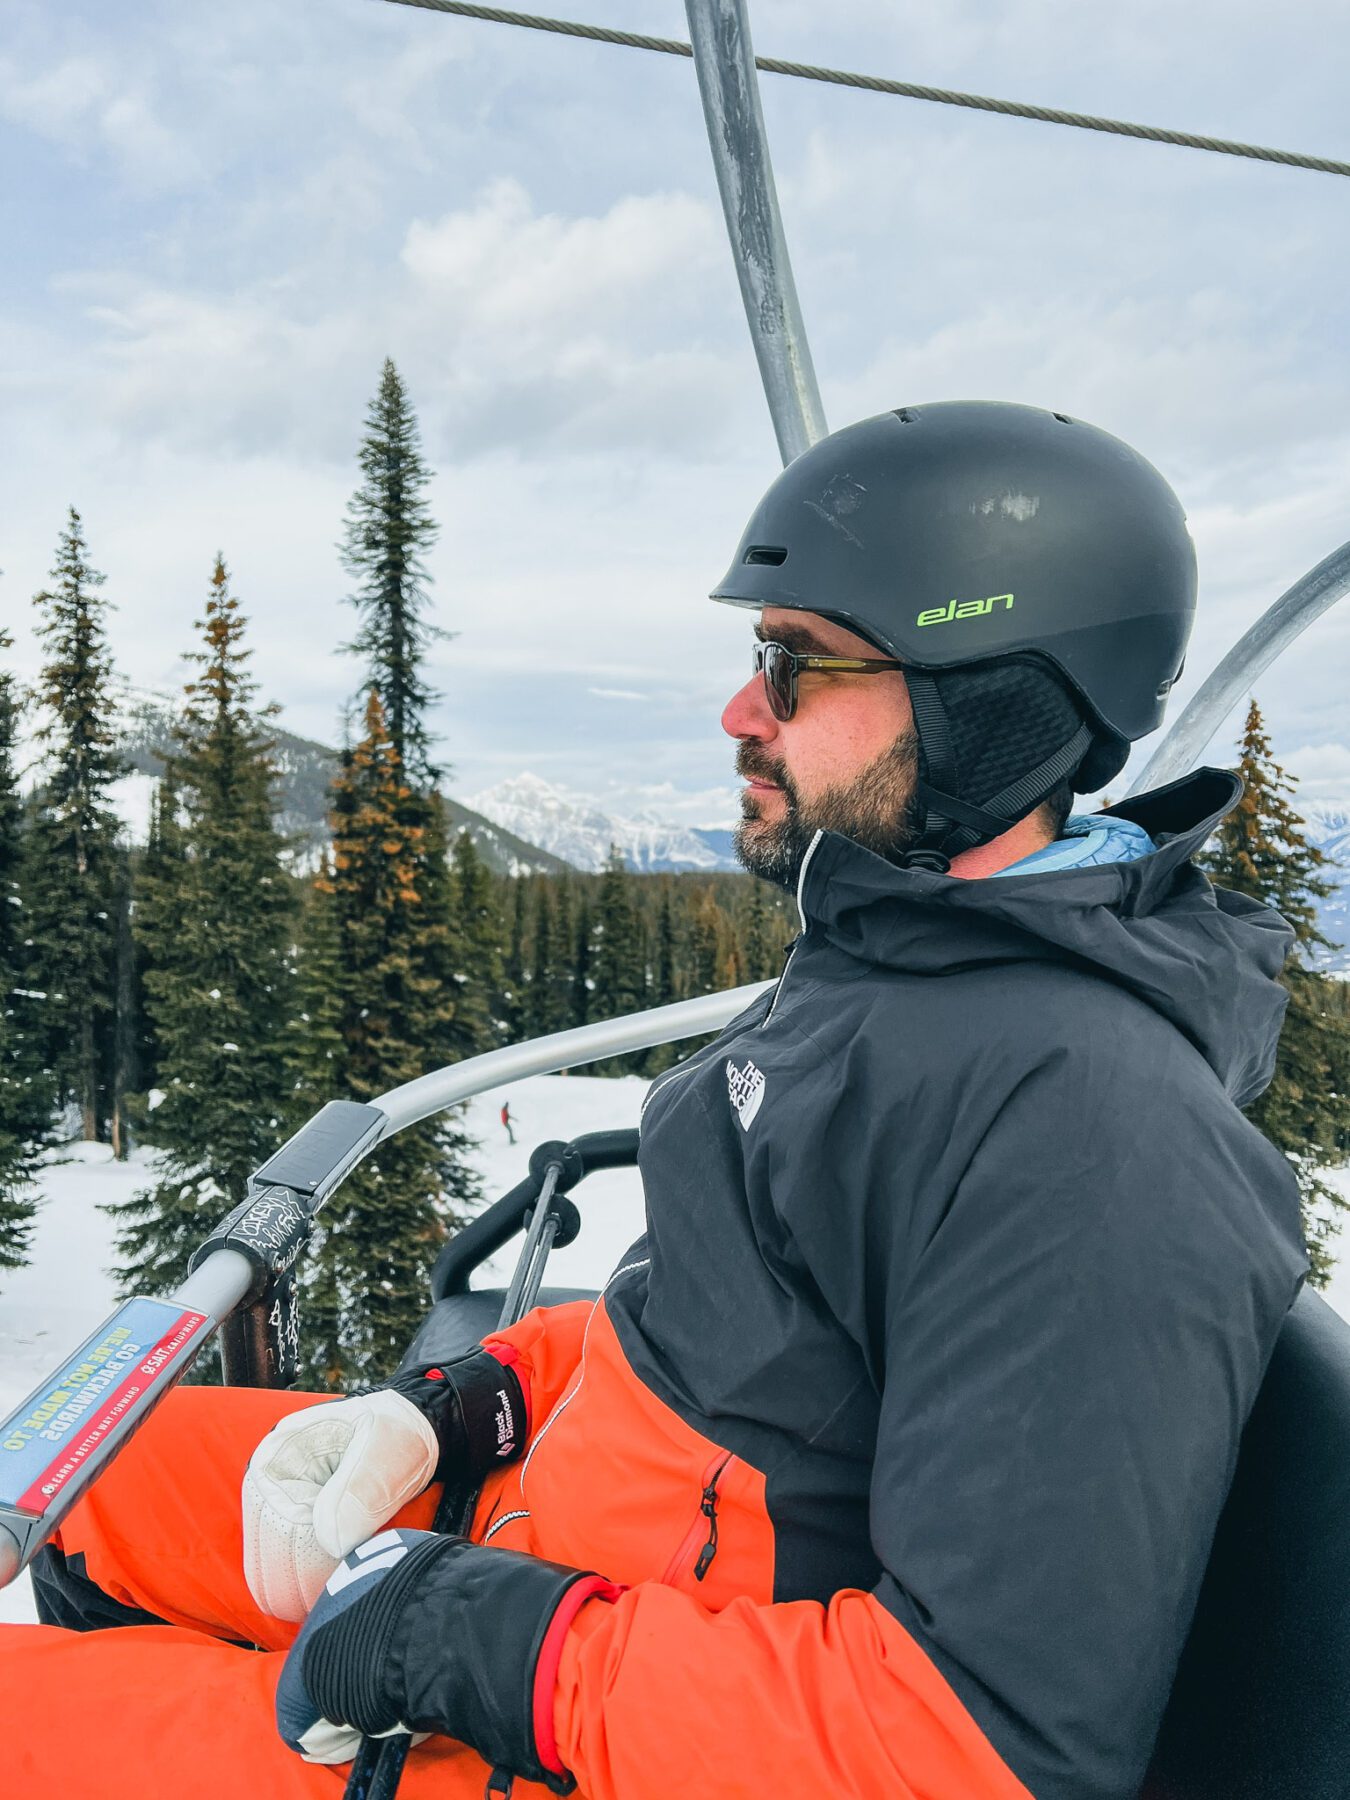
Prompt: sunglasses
<box><xmin>753</xmin><ymin>639</ymin><xmax>907</xmax><ymax>722</ymax></box>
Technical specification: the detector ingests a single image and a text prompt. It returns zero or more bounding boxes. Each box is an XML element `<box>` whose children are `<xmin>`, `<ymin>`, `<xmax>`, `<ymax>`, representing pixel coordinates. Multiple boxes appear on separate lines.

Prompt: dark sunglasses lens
<box><xmin>757</xmin><ymin>642</ymin><xmax>794</xmax><ymax>721</ymax></box>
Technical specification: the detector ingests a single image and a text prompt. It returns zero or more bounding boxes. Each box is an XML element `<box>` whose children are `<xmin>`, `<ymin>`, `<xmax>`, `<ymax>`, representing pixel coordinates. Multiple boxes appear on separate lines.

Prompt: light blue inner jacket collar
<box><xmin>992</xmin><ymin>813</ymin><xmax>1156</xmax><ymax>878</ymax></box>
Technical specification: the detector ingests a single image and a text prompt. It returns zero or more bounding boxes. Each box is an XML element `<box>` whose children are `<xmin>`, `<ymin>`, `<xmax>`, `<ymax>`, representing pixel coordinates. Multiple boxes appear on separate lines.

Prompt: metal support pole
<box><xmin>685</xmin><ymin>0</ymin><xmax>827</xmax><ymax>464</ymax></box>
<box><xmin>1130</xmin><ymin>538</ymin><xmax>1350</xmax><ymax>794</ymax></box>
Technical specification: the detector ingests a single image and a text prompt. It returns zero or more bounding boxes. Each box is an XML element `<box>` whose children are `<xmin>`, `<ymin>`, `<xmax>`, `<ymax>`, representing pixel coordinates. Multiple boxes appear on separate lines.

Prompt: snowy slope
<box><xmin>467</xmin><ymin>772</ymin><xmax>739</xmax><ymax>873</ymax></box>
<box><xmin>0</xmin><ymin>1076</ymin><xmax>646</xmax><ymax>1624</ymax></box>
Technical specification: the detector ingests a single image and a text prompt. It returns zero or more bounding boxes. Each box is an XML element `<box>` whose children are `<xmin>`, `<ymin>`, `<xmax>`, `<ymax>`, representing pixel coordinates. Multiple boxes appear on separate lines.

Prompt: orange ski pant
<box><xmin>0</xmin><ymin>1383</ymin><xmax>561</xmax><ymax>1800</ymax></box>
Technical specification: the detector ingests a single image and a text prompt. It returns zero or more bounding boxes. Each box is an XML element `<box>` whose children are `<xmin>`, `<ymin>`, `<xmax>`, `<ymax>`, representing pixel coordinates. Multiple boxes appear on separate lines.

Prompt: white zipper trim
<box><xmin>763</xmin><ymin>940</ymin><xmax>798</xmax><ymax>1028</ymax></box>
<box><xmin>639</xmin><ymin>1041</ymin><xmax>723</xmax><ymax>1123</ymax></box>
<box><xmin>484</xmin><ymin>1508</ymin><xmax>530</xmax><ymax>1543</ymax></box>
<box><xmin>761</xmin><ymin>829</ymin><xmax>822</xmax><ymax>1030</ymax></box>
<box><xmin>521</xmin><ymin>1364</ymin><xmax>582</xmax><ymax>1485</ymax></box>
<box><xmin>519</xmin><ymin>1257</ymin><xmax>649</xmax><ymax>1496</ymax></box>
<box><xmin>608</xmin><ymin>1257</ymin><xmax>651</xmax><ymax>1283</ymax></box>
<box><xmin>795</xmin><ymin>828</ymin><xmax>824</xmax><ymax>932</ymax></box>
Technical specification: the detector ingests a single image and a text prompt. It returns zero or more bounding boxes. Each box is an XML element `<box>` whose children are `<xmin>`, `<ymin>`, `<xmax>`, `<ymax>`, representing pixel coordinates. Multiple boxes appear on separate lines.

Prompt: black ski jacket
<box><xmin>595</xmin><ymin>768</ymin><xmax>1305</xmax><ymax>1799</ymax></box>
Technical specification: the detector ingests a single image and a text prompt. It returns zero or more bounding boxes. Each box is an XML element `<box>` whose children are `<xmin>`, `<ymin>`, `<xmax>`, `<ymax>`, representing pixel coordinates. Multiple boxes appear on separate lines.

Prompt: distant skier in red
<box><xmin>500</xmin><ymin>1100</ymin><xmax>515</xmax><ymax>1145</ymax></box>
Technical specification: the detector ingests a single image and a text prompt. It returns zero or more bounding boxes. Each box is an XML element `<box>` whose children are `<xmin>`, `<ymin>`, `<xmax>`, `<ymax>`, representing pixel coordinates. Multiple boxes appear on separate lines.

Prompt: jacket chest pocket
<box><xmin>657</xmin><ymin>1452</ymin><xmax>775</xmax><ymax>1607</ymax></box>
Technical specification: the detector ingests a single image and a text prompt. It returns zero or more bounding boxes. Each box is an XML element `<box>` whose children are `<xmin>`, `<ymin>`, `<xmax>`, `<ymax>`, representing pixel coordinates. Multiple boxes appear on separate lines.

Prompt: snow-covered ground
<box><xmin>3</xmin><ymin>1078</ymin><xmax>1349</xmax><ymax>1626</ymax></box>
<box><xmin>0</xmin><ymin>1074</ymin><xmax>646</xmax><ymax>1624</ymax></box>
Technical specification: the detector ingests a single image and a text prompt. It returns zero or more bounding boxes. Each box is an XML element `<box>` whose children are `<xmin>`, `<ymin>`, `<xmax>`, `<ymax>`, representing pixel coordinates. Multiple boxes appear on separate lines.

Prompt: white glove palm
<box><xmin>242</xmin><ymin>1391</ymin><xmax>440</xmax><ymax>1622</ymax></box>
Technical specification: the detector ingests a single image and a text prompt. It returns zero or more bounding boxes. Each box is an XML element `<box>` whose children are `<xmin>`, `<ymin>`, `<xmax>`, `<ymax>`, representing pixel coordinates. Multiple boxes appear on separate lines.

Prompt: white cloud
<box><xmin>402</xmin><ymin>180</ymin><xmax>719</xmax><ymax>336</ymax></box>
<box><xmin>0</xmin><ymin>53</ymin><xmax>201</xmax><ymax>189</ymax></box>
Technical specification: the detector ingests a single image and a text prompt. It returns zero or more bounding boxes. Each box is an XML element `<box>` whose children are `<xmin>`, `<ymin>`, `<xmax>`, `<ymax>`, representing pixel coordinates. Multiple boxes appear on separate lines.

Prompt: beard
<box><xmin>732</xmin><ymin>728</ymin><xmax>925</xmax><ymax>892</ymax></box>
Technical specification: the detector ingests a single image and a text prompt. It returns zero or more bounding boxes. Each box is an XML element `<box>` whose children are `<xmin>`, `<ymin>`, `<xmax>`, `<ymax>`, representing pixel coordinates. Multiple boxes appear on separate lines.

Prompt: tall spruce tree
<box><xmin>320</xmin><ymin>361</ymin><xmax>485</xmax><ymax>1381</ymax></box>
<box><xmin>450</xmin><ymin>830</ymin><xmax>500</xmax><ymax>1052</ymax></box>
<box><xmin>571</xmin><ymin>893</ymin><xmax>593</xmax><ymax>1029</ymax></box>
<box><xmin>690</xmin><ymin>889</ymin><xmax>726</xmax><ymax>997</ymax></box>
<box><xmin>502</xmin><ymin>878</ymin><xmax>529</xmax><ymax>1042</ymax></box>
<box><xmin>590</xmin><ymin>849</ymin><xmax>644</xmax><ymax>1071</ymax></box>
<box><xmin>339</xmin><ymin>358</ymin><xmax>444</xmax><ymax>778</ymax></box>
<box><xmin>643</xmin><ymin>887</ymin><xmax>682</xmax><ymax>1076</ymax></box>
<box><xmin>282</xmin><ymin>857</ymin><xmax>350</xmax><ymax>1389</ymax></box>
<box><xmin>740</xmin><ymin>877</ymin><xmax>787</xmax><ymax>982</ymax></box>
<box><xmin>0</xmin><ymin>635</ymin><xmax>55</xmax><ymax>1279</ymax></box>
<box><xmin>27</xmin><ymin>509</ymin><xmax>126</xmax><ymax>1139</ymax></box>
<box><xmin>112</xmin><ymin>559</ymin><xmax>295</xmax><ymax>1305</ymax></box>
<box><xmin>314</xmin><ymin>691</ymin><xmax>479</xmax><ymax>1383</ymax></box>
<box><xmin>528</xmin><ymin>881</ymin><xmax>568</xmax><ymax>1038</ymax></box>
<box><xmin>1201</xmin><ymin>698</ymin><xmax>1350</xmax><ymax>1283</ymax></box>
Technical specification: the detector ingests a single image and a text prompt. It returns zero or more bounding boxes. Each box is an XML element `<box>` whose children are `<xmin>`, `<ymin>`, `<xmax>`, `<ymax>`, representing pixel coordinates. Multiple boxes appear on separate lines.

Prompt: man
<box><xmin>6</xmin><ymin>403</ymin><xmax>1306</xmax><ymax>1800</ymax></box>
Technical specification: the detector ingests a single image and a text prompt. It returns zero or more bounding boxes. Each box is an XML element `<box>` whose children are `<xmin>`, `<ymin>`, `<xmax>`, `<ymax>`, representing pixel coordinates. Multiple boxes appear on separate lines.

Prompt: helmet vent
<box><xmin>1053</xmin><ymin>412</ymin><xmax>1074</xmax><ymax>424</ymax></box>
<box><xmin>743</xmin><ymin>545</ymin><xmax>788</xmax><ymax>566</ymax></box>
<box><xmin>894</xmin><ymin>408</ymin><xmax>918</xmax><ymax>423</ymax></box>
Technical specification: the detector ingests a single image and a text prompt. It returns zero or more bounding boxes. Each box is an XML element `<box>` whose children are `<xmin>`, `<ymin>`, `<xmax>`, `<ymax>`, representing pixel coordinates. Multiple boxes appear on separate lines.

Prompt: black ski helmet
<box><xmin>712</xmin><ymin>401</ymin><xmax>1197</xmax><ymax>867</ymax></box>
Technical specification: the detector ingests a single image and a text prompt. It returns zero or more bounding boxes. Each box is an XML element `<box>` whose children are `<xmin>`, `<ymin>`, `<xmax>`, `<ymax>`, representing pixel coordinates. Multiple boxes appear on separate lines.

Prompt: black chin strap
<box><xmin>901</xmin><ymin>670</ymin><xmax>1094</xmax><ymax>872</ymax></box>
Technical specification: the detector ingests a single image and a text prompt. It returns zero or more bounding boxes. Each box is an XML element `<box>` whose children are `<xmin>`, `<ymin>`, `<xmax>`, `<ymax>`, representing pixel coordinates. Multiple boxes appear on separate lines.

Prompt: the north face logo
<box><xmin>726</xmin><ymin>1058</ymin><xmax>766</xmax><ymax>1131</ymax></box>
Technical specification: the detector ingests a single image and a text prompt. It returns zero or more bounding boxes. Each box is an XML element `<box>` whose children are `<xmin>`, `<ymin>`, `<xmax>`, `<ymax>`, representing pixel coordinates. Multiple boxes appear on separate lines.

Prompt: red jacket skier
<box><xmin>2</xmin><ymin>405</ymin><xmax>1306</xmax><ymax>1800</ymax></box>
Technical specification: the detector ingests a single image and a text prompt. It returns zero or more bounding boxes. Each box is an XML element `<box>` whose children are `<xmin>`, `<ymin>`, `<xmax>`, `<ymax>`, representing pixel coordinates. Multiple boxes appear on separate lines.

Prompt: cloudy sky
<box><xmin>2</xmin><ymin>0</ymin><xmax>1348</xmax><ymax>826</ymax></box>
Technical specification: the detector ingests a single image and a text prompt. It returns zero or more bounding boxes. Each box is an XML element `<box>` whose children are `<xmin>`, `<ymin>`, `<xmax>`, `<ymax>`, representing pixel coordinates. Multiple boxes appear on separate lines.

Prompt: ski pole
<box><xmin>342</xmin><ymin>1146</ymin><xmax>581</xmax><ymax>1800</ymax></box>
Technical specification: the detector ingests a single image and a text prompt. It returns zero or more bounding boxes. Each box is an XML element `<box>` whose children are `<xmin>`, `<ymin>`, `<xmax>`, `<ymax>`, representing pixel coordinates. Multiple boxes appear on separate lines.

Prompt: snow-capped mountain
<box><xmin>1304</xmin><ymin>803</ymin><xmax>1350</xmax><ymax>974</ymax></box>
<box><xmin>466</xmin><ymin>773</ymin><xmax>740</xmax><ymax>874</ymax></box>
<box><xmin>19</xmin><ymin>682</ymin><xmax>571</xmax><ymax>878</ymax></box>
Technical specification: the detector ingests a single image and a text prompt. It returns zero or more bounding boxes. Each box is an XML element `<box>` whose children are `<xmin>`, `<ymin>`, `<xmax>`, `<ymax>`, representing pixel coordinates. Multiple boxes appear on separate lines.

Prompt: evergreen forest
<box><xmin>2</xmin><ymin>360</ymin><xmax>1347</xmax><ymax>1386</ymax></box>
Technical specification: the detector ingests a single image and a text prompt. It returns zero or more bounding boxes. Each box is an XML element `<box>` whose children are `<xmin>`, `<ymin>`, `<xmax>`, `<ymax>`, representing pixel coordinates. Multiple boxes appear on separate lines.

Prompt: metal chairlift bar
<box><xmin>684</xmin><ymin>0</ymin><xmax>827</xmax><ymax>464</ymax></box>
<box><xmin>371</xmin><ymin>980</ymin><xmax>772</xmax><ymax>1134</ymax></box>
<box><xmin>1129</xmin><ymin>538</ymin><xmax>1350</xmax><ymax>794</ymax></box>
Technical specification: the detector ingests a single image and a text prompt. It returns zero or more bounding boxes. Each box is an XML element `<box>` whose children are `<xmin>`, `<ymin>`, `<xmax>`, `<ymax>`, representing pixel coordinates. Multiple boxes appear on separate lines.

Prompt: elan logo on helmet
<box><xmin>916</xmin><ymin>592</ymin><xmax>1015</xmax><ymax>628</ymax></box>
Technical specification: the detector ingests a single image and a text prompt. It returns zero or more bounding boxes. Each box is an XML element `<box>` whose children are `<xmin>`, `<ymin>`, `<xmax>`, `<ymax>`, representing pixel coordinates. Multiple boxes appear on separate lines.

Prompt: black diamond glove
<box><xmin>277</xmin><ymin>1527</ymin><xmax>623</xmax><ymax>1794</ymax></box>
<box><xmin>384</xmin><ymin>1348</ymin><xmax>528</xmax><ymax>1484</ymax></box>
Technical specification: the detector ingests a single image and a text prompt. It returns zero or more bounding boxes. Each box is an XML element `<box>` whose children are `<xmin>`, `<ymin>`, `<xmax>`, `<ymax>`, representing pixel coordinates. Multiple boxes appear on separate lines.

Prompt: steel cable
<box><xmin>380</xmin><ymin>0</ymin><xmax>1350</xmax><ymax>180</ymax></box>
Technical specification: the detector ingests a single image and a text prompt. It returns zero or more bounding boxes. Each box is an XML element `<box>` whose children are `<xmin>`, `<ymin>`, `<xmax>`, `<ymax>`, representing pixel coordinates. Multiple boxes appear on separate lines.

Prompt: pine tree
<box><xmin>281</xmin><ymin>858</ymin><xmax>352</xmax><ymax>1390</ymax></box>
<box><xmin>26</xmin><ymin>509</ymin><xmax>126</xmax><ymax>1140</ymax></box>
<box><xmin>642</xmin><ymin>886</ymin><xmax>682</xmax><ymax>1076</ymax></box>
<box><xmin>502</xmin><ymin>878</ymin><xmax>529</xmax><ymax>1041</ymax></box>
<box><xmin>690</xmin><ymin>889</ymin><xmax>725</xmax><ymax>997</ymax></box>
<box><xmin>1201</xmin><ymin>698</ymin><xmax>1350</xmax><ymax>1284</ymax></box>
<box><xmin>0</xmin><ymin>634</ymin><xmax>55</xmax><ymax>1280</ymax></box>
<box><xmin>571</xmin><ymin>893</ymin><xmax>593</xmax><ymax>1029</ymax></box>
<box><xmin>590</xmin><ymin>849</ymin><xmax>644</xmax><ymax>1073</ymax></box>
<box><xmin>112</xmin><ymin>559</ymin><xmax>295</xmax><ymax>1308</ymax></box>
<box><xmin>451</xmin><ymin>830</ymin><xmax>501</xmax><ymax>1051</ymax></box>
<box><xmin>313</xmin><ymin>692</ymin><xmax>480</xmax><ymax>1384</ymax></box>
<box><xmin>413</xmin><ymin>788</ymin><xmax>483</xmax><ymax>1222</ymax></box>
<box><xmin>339</xmin><ymin>359</ymin><xmax>444</xmax><ymax>778</ymax></box>
<box><xmin>553</xmin><ymin>881</ymin><xmax>576</xmax><ymax>1031</ymax></box>
<box><xmin>132</xmin><ymin>774</ymin><xmax>186</xmax><ymax>1102</ymax></box>
<box><xmin>528</xmin><ymin>880</ymin><xmax>569</xmax><ymax>1038</ymax></box>
<box><xmin>740</xmin><ymin>877</ymin><xmax>785</xmax><ymax>982</ymax></box>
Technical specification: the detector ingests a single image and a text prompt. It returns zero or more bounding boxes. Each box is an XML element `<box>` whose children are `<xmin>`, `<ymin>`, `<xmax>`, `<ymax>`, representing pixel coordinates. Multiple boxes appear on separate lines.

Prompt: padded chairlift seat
<box><xmin>1143</xmin><ymin>1285</ymin><xmax>1350</xmax><ymax>1799</ymax></box>
<box><xmin>401</xmin><ymin>1287</ymin><xmax>600</xmax><ymax>1369</ymax></box>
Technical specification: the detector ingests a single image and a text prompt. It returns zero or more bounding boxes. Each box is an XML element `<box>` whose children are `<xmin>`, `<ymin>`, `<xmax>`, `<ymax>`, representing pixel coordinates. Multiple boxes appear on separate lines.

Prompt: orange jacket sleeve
<box><xmin>553</xmin><ymin>1583</ymin><xmax>1033</xmax><ymax>1800</ymax></box>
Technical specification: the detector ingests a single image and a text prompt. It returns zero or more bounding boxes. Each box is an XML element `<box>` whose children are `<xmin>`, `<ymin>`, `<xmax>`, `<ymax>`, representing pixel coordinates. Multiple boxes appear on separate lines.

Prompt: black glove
<box><xmin>385</xmin><ymin>1348</ymin><xmax>528</xmax><ymax>1483</ymax></box>
<box><xmin>276</xmin><ymin>1527</ymin><xmax>623</xmax><ymax>1794</ymax></box>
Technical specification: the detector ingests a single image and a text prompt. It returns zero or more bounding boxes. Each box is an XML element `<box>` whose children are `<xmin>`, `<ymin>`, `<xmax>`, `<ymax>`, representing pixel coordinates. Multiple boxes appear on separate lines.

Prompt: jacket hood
<box><xmin>798</xmin><ymin>768</ymin><xmax>1292</xmax><ymax>1107</ymax></box>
